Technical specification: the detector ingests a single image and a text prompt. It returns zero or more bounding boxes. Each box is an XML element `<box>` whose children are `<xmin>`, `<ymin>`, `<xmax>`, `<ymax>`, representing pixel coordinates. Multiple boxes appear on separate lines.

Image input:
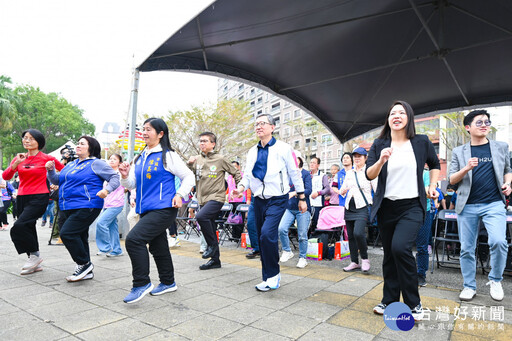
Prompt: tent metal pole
<box><xmin>127</xmin><ymin>68</ymin><xmax>140</xmax><ymax>162</ymax></box>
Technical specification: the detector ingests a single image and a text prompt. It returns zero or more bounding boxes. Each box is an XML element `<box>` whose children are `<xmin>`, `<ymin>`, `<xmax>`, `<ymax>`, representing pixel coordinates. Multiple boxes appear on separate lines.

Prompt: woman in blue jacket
<box><xmin>119</xmin><ymin>118</ymin><xmax>195</xmax><ymax>304</ymax></box>
<box><xmin>47</xmin><ymin>136</ymin><xmax>120</xmax><ymax>282</ymax></box>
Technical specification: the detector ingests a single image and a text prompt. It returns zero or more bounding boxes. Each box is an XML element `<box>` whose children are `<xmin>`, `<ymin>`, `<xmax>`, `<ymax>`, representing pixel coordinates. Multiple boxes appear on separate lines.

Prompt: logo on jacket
<box><xmin>210</xmin><ymin>165</ymin><xmax>217</xmax><ymax>172</ymax></box>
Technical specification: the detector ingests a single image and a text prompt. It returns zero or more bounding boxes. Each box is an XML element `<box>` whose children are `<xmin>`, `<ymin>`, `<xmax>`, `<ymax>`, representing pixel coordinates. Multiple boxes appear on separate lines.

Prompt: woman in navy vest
<box><xmin>46</xmin><ymin>136</ymin><xmax>120</xmax><ymax>282</ymax></box>
<box><xmin>119</xmin><ymin>118</ymin><xmax>195</xmax><ymax>304</ymax></box>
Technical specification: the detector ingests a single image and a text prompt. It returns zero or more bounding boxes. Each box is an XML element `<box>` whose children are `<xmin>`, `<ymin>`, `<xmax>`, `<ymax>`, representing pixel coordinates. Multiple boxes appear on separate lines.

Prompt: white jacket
<box><xmin>241</xmin><ymin>139</ymin><xmax>304</xmax><ymax>199</ymax></box>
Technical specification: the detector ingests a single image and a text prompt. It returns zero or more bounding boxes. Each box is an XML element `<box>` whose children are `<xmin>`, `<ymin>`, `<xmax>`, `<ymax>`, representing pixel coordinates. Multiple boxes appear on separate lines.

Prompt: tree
<box><xmin>280</xmin><ymin>118</ymin><xmax>329</xmax><ymax>163</ymax></box>
<box><xmin>1</xmin><ymin>84</ymin><xmax>95</xmax><ymax>168</ymax></box>
<box><xmin>149</xmin><ymin>99</ymin><xmax>256</xmax><ymax>161</ymax></box>
<box><xmin>0</xmin><ymin>75</ymin><xmax>20</xmax><ymax>166</ymax></box>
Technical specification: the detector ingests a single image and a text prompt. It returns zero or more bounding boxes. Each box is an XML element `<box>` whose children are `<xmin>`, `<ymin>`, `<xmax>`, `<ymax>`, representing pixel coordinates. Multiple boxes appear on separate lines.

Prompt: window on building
<box><xmin>271</xmin><ymin>103</ymin><xmax>281</xmax><ymax>113</ymax></box>
<box><xmin>238</xmin><ymin>84</ymin><xmax>244</xmax><ymax>91</ymax></box>
<box><xmin>250</xmin><ymin>101</ymin><xmax>255</xmax><ymax>108</ymax></box>
<box><xmin>337</xmin><ymin>149</ymin><xmax>342</xmax><ymax>157</ymax></box>
<box><xmin>257</xmin><ymin>110</ymin><xmax>262</xmax><ymax>115</ymax></box>
<box><xmin>293</xmin><ymin>125</ymin><xmax>301</xmax><ymax>134</ymax></box>
<box><xmin>327</xmin><ymin>151</ymin><xmax>332</xmax><ymax>158</ymax></box>
<box><xmin>284</xmin><ymin>127</ymin><xmax>290</xmax><ymax>137</ymax></box>
<box><xmin>293</xmin><ymin>109</ymin><xmax>301</xmax><ymax>119</ymax></box>
<box><xmin>238</xmin><ymin>95</ymin><xmax>244</xmax><ymax>101</ymax></box>
<box><xmin>257</xmin><ymin>97</ymin><xmax>263</xmax><ymax>104</ymax></box>
<box><xmin>250</xmin><ymin>88</ymin><xmax>255</xmax><ymax>96</ymax></box>
<box><xmin>223</xmin><ymin>86</ymin><xmax>228</xmax><ymax>92</ymax></box>
<box><xmin>284</xmin><ymin>101</ymin><xmax>291</xmax><ymax>108</ymax></box>
<box><xmin>304</xmin><ymin>112</ymin><xmax>311</xmax><ymax>119</ymax></box>
<box><xmin>294</xmin><ymin>140</ymin><xmax>300</xmax><ymax>149</ymax></box>
<box><xmin>322</xmin><ymin>134</ymin><xmax>333</xmax><ymax>145</ymax></box>
<box><xmin>274</xmin><ymin>117</ymin><xmax>280</xmax><ymax>127</ymax></box>
<box><xmin>283</xmin><ymin>112</ymin><xmax>290</xmax><ymax>122</ymax></box>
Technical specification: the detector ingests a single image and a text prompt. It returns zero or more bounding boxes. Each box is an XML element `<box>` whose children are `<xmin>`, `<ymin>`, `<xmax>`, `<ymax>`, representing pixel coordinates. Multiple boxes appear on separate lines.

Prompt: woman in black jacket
<box><xmin>366</xmin><ymin>100</ymin><xmax>440</xmax><ymax>321</ymax></box>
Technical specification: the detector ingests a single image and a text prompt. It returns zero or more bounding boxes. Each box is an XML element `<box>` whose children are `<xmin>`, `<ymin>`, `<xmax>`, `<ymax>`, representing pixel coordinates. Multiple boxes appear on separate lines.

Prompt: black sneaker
<box><xmin>246</xmin><ymin>250</ymin><xmax>260</xmax><ymax>259</ymax></box>
<box><xmin>373</xmin><ymin>303</ymin><xmax>387</xmax><ymax>315</ymax></box>
<box><xmin>66</xmin><ymin>262</ymin><xmax>94</xmax><ymax>282</ymax></box>
<box><xmin>411</xmin><ymin>303</ymin><xmax>424</xmax><ymax>321</ymax></box>
<box><xmin>418</xmin><ymin>275</ymin><xmax>427</xmax><ymax>287</ymax></box>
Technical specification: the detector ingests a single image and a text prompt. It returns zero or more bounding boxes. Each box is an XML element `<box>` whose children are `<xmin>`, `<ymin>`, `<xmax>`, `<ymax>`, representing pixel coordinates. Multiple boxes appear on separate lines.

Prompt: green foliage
<box><xmin>0</xmin><ymin>79</ymin><xmax>95</xmax><ymax>168</ymax></box>
<box><xmin>143</xmin><ymin>99</ymin><xmax>256</xmax><ymax>161</ymax></box>
<box><xmin>0</xmin><ymin>75</ymin><xmax>18</xmax><ymax>131</ymax></box>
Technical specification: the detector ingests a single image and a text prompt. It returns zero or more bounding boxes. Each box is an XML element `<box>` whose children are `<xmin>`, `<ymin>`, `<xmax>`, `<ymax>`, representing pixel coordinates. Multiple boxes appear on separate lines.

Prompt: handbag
<box><xmin>226</xmin><ymin>212</ymin><xmax>243</xmax><ymax>224</ymax></box>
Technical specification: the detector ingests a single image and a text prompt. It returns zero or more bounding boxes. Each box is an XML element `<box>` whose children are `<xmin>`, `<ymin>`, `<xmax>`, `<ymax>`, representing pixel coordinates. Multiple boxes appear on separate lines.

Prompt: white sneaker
<box><xmin>279</xmin><ymin>251</ymin><xmax>294</xmax><ymax>263</ymax></box>
<box><xmin>255</xmin><ymin>281</ymin><xmax>270</xmax><ymax>292</ymax></box>
<box><xmin>486</xmin><ymin>280</ymin><xmax>504</xmax><ymax>301</ymax></box>
<box><xmin>266</xmin><ymin>273</ymin><xmax>281</xmax><ymax>290</ymax></box>
<box><xmin>22</xmin><ymin>254</ymin><xmax>43</xmax><ymax>270</ymax></box>
<box><xmin>20</xmin><ymin>265</ymin><xmax>43</xmax><ymax>275</ymax></box>
<box><xmin>296</xmin><ymin>258</ymin><xmax>308</xmax><ymax>268</ymax></box>
<box><xmin>96</xmin><ymin>251</ymin><xmax>108</xmax><ymax>256</ymax></box>
<box><xmin>169</xmin><ymin>237</ymin><xmax>180</xmax><ymax>248</ymax></box>
<box><xmin>459</xmin><ymin>287</ymin><xmax>477</xmax><ymax>301</ymax></box>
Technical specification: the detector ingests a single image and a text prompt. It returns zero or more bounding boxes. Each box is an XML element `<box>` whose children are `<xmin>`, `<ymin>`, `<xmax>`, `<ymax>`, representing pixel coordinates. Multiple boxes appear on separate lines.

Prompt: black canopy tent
<box><xmin>137</xmin><ymin>0</ymin><xmax>512</xmax><ymax>143</ymax></box>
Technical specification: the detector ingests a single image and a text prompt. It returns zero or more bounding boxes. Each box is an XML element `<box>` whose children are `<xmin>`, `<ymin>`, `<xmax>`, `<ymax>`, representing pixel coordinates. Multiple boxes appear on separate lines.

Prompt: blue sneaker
<box><xmin>150</xmin><ymin>282</ymin><xmax>177</xmax><ymax>296</ymax></box>
<box><xmin>123</xmin><ymin>283</ymin><xmax>154</xmax><ymax>304</ymax></box>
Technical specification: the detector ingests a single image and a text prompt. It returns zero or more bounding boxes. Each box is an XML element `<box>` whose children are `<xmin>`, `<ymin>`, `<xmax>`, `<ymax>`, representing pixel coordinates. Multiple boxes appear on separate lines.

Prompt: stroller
<box><xmin>313</xmin><ymin>206</ymin><xmax>346</xmax><ymax>259</ymax></box>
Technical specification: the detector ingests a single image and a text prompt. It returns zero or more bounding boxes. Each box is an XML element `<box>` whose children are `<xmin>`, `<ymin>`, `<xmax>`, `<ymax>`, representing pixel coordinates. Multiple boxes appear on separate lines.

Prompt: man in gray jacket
<box><xmin>449</xmin><ymin>109</ymin><xmax>512</xmax><ymax>302</ymax></box>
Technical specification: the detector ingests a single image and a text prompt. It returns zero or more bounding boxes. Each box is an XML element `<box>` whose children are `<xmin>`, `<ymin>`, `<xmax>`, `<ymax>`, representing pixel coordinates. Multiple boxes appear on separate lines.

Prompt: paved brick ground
<box><xmin>0</xmin><ymin>222</ymin><xmax>510</xmax><ymax>340</ymax></box>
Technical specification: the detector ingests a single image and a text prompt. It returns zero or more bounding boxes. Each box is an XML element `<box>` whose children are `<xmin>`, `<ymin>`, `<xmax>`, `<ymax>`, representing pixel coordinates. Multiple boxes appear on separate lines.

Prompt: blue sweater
<box><xmin>48</xmin><ymin>158</ymin><xmax>119</xmax><ymax>210</ymax></box>
<box><xmin>286</xmin><ymin>169</ymin><xmax>312</xmax><ymax>211</ymax></box>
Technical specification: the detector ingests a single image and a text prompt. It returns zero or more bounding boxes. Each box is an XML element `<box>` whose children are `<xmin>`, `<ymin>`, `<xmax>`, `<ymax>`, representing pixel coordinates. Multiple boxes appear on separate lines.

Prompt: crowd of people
<box><xmin>0</xmin><ymin>103</ymin><xmax>510</xmax><ymax>321</ymax></box>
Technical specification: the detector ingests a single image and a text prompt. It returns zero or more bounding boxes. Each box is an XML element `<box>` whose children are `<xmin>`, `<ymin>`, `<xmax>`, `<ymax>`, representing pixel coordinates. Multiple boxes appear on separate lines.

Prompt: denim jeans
<box><xmin>96</xmin><ymin>206</ymin><xmax>124</xmax><ymax>255</ymax></box>
<box><xmin>42</xmin><ymin>201</ymin><xmax>55</xmax><ymax>224</ymax></box>
<box><xmin>278</xmin><ymin>209</ymin><xmax>311</xmax><ymax>258</ymax></box>
<box><xmin>458</xmin><ymin>201</ymin><xmax>508</xmax><ymax>290</ymax></box>
<box><xmin>416</xmin><ymin>210</ymin><xmax>435</xmax><ymax>277</ymax></box>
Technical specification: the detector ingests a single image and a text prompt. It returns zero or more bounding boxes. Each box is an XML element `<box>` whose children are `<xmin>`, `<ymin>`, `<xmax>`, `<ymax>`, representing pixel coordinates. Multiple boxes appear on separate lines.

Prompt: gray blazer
<box><xmin>449</xmin><ymin>140</ymin><xmax>511</xmax><ymax>214</ymax></box>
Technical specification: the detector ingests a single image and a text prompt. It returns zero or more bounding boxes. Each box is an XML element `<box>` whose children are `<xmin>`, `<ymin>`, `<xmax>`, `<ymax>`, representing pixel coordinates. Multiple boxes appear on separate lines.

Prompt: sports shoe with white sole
<box><xmin>66</xmin><ymin>262</ymin><xmax>94</xmax><ymax>282</ymax></box>
<box><xmin>486</xmin><ymin>280</ymin><xmax>504</xmax><ymax>301</ymax></box>
<box><xmin>124</xmin><ymin>283</ymin><xmax>154</xmax><ymax>303</ymax></box>
<box><xmin>373</xmin><ymin>303</ymin><xmax>387</xmax><ymax>315</ymax></box>
<box><xmin>411</xmin><ymin>303</ymin><xmax>424</xmax><ymax>321</ymax></box>
<box><xmin>459</xmin><ymin>287</ymin><xmax>476</xmax><ymax>301</ymax></box>
<box><xmin>296</xmin><ymin>257</ymin><xmax>308</xmax><ymax>268</ymax></box>
<box><xmin>266</xmin><ymin>273</ymin><xmax>281</xmax><ymax>290</ymax></box>
<box><xmin>255</xmin><ymin>281</ymin><xmax>270</xmax><ymax>292</ymax></box>
<box><xmin>22</xmin><ymin>254</ymin><xmax>43</xmax><ymax>270</ymax></box>
<box><xmin>169</xmin><ymin>237</ymin><xmax>180</xmax><ymax>248</ymax></box>
<box><xmin>279</xmin><ymin>251</ymin><xmax>294</xmax><ymax>263</ymax></box>
<box><xmin>150</xmin><ymin>282</ymin><xmax>177</xmax><ymax>296</ymax></box>
<box><xmin>20</xmin><ymin>265</ymin><xmax>43</xmax><ymax>275</ymax></box>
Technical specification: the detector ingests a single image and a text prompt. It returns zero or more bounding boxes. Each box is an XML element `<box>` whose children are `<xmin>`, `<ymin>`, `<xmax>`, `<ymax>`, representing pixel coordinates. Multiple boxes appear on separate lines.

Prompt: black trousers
<box><xmin>195</xmin><ymin>201</ymin><xmax>224</xmax><ymax>262</ymax></box>
<box><xmin>378</xmin><ymin>198</ymin><xmax>424</xmax><ymax>309</ymax></box>
<box><xmin>10</xmin><ymin>193</ymin><xmax>49</xmax><ymax>255</ymax></box>
<box><xmin>0</xmin><ymin>199</ymin><xmax>11</xmax><ymax>224</ymax></box>
<box><xmin>126</xmin><ymin>207</ymin><xmax>178</xmax><ymax>287</ymax></box>
<box><xmin>60</xmin><ymin>208</ymin><xmax>102</xmax><ymax>265</ymax></box>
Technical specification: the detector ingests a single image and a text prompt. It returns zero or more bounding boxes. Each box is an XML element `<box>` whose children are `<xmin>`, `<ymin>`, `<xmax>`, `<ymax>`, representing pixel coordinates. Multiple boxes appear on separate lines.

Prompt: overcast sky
<box><xmin>0</xmin><ymin>0</ymin><xmax>218</xmax><ymax>132</ymax></box>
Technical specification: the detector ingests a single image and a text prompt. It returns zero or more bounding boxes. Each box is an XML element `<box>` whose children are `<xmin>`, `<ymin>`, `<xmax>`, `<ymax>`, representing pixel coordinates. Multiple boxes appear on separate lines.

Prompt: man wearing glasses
<box><xmin>449</xmin><ymin>109</ymin><xmax>512</xmax><ymax>302</ymax></box>
<box><xmin>233</xmin><ymin>114</ymin><xmax>306</xmax><ymax>291</ymax></box>
<box><xmin>187</xmin><ymin>132</ymin><xmax>241</xmax><ymax>270</ymax></box>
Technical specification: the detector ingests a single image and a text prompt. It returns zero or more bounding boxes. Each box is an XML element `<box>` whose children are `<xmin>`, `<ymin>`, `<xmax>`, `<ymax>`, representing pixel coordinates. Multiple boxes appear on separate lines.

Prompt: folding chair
<box><xmin>431</xmin><ymin>209</ymin><xmax>460</xmax><ymax>273</ymax></box>
<box><xmin>182</xmin><ymin>201</ymin><xmax>201</xmax><ymax>240</ymax></box>
<box><xmin>215</xmin><ymin>203</ymin><xmax>232</xmax><ymax>243</ymax></box>
<box><xmin>222</xmin><ymin>203</ymin><xmax>250</xmax><ymax>246</ymax></box>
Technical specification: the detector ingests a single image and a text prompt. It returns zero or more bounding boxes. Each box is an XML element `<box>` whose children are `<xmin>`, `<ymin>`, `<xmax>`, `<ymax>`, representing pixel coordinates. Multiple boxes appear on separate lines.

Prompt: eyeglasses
<box><xmin>199</xmin><ymin>139</ymin><xmax>211</xmax><ymax>143</ymax></box>
<box><xmin>254</xmin><ymin>122</ymin><xmax>271</xmax><ymax>128</ymax></box>
<box><xmin>22</xmin><ymin>137</ymin><xmax>35</xmax><ymax>142</ymax></box>
<box><xmin>475</xmin><ymin>120</ymin><xmax>491</xmax><ymax>127</ymax></box>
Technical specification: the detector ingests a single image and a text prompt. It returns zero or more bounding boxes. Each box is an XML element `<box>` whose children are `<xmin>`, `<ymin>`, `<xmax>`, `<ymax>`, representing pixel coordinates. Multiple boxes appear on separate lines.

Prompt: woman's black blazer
<box><xmin>365</xmin><ymin>134</ymin><xmax>440</xmax><ymax>221</ymax></box>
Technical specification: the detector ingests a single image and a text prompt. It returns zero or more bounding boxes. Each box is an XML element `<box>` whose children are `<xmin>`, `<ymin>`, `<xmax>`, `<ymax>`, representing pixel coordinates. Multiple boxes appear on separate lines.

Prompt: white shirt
<box><xmin>340</xmin><ymin>165</ymin><xmax>378</xmax><ymax>209</ymax></box>
<box><xmin>384</xmin><ymin>140</ymin><xmax>418</xmax><ymax>200</ymax></box>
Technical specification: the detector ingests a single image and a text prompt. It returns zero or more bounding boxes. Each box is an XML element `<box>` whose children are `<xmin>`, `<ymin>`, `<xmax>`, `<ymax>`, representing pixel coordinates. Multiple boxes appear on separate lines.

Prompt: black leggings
<box><xmin>0</xmin><ymin>200</ymin><xmax>11</xmax><ymax>225</ymax></box>
<box><xmin>345</xmin><ymin>219</ymin><xmax>368</xmax><ymax>263</ymax></box>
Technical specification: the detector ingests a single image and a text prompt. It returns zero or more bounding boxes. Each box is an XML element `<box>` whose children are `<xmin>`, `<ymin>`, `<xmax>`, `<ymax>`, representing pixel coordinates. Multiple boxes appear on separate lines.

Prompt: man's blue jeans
<box><xmin>278</xmin><ymin>209</ymin><xmax>311</xmax><ymax>259</ymax></box>
<box><xmin>96</xmin><ymin>206</ymin><xmax>124</xmax><ymax>255</ymax></box>
<box><xmin>42</xmin><ymin>201</ymin><xmax>55</xmax><ymax>224</ymax></box>
<box><xmin>458</xmin><ymin>201</ymin><xmax>508</xmax><ymax>290</ymax></box>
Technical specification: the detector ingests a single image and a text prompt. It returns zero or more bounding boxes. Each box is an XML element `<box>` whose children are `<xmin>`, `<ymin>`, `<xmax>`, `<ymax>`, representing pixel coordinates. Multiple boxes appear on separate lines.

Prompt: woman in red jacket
<box><xmin>2</xmin><ymin>129</ymin><xmax>64</xmax><ymax>275</ymax></box>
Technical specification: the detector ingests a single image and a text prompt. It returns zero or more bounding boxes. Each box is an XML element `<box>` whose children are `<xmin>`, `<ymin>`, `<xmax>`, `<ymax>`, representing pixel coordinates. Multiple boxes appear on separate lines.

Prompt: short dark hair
<box><xmin>231</xmin><ymin>160</ymin><xmax>240</xmax><ymax>167</ymax></box>
<box><xmin>311</xmin><ymin>156</ymin><xmax>321</xmax><ymax>164</ymax></box>
<box><xmin>21</xmin><ymin>129</ymin><xmax>45</xmax><ymax>150</ymax></box>
<box><xmin>378</xmin><ymin>100</ymin><xmax>416</xmax><ymax>140</ymax></box>
<box><xmin>463</xmin><ymin>109</ymin><xmax>490</xmax><ymax>127</ymax></box>
<box><xmin>79</xmin><ymin>136</ymin><xmax>102</xmax><ymax>159</ymax></box>
<box><xmin>341</xmin><ymin>152</ymin><xmax>354</xmax><ymax>165</ymax></box>
<box><xmin>199</xmin><ymin>132</ymin><xmax>217</xmax><ymax>147</ymax></box>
